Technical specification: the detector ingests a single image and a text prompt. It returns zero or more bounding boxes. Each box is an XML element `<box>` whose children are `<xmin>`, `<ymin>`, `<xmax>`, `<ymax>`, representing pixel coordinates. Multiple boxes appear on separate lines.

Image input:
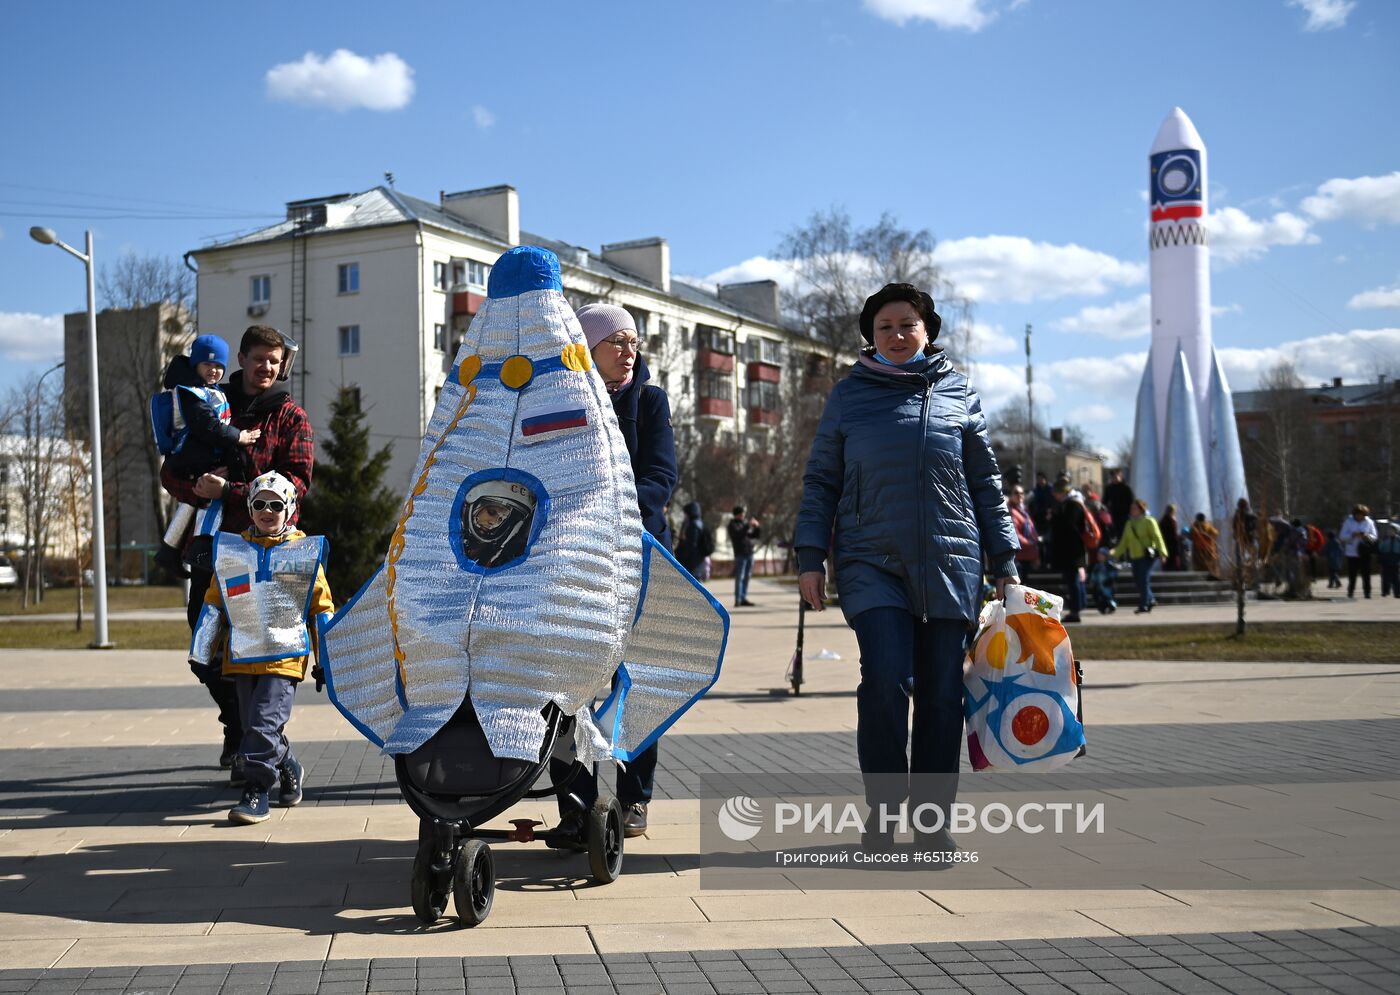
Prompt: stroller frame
<box><xmin>398</xmin><ymin>701</ymin><xmax>625</xmax><ymax>927</ymax></box>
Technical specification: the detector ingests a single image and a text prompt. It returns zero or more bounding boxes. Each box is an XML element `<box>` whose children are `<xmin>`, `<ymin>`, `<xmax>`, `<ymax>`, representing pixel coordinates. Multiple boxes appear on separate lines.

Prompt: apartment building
<box><xmin>189</xmin><ymin>185</ymin><xmax>804</xmax><ymax>490</ymax></box>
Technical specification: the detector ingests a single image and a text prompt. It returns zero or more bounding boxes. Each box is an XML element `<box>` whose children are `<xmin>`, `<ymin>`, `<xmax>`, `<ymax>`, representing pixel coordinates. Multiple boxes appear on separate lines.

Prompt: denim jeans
<box><xmin>1060</xmin><ymin>568</ymin><xmax>1086</xmax><ymax>617</ymax></box>
<box><xmin>733</xmin><ymin>554</ymin><xmax>754</xmax><ymax>604</ymax></box>
<box><xmin>849</xmin><ymin>608</ymin><xmax>968</xmax><ymax>813</ymax></box>
<box><xmin>234</xmin><ymin>674</ymin><xmax>296</xmax><ymax>791</ymax></box>
<box><xmin>1131</xmin><ymin>556</ymin><xmax>1157</xmax><ymax>608</ymax></box>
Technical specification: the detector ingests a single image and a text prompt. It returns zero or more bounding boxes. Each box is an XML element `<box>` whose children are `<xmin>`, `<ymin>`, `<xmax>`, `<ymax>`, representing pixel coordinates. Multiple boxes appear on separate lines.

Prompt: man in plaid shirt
<box><xmin>161</xmin><ymin>325</ymin><xmax>315</xmax><ymax>776</ymax></box>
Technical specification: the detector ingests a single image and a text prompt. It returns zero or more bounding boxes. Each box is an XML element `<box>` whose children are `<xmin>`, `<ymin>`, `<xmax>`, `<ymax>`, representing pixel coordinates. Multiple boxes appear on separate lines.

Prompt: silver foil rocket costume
<box><xmin>318</xmin><ymin>246</ymin><xmax>727</xmax><ymax>763</ymax></box>
<box><xmin>189</xmin><ymin>533</ymin><xmax>328</xmax><ymax>665</ymax></box>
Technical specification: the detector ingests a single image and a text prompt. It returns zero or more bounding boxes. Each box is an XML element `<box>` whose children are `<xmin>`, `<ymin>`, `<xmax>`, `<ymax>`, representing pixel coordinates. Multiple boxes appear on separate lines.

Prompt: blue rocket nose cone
<box><xmin>488</xmin><ymin>245</ymin><xmax>563</xmax><ymax>299</ymax></box>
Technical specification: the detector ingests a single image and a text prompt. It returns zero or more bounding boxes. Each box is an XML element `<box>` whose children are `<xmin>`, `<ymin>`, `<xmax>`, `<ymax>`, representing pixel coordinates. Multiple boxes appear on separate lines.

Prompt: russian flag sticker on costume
<box><xmin>227</xmin><ymin>573</ymin><xmax>252</xmax><ymax>598</ymax></box>
<box><xmin>518</xmin><ymin>401</ymin><xmax>589</xmax><ymax>442</ymax></box>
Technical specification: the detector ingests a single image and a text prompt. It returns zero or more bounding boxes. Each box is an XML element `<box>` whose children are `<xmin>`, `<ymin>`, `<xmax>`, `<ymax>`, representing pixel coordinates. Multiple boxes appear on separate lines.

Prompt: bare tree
<box><xmin>775</xmin><ymin>207</ymin><xmax>973</xmax><ymax>366</ymax></box>
<box><xmin>1242</xmin><ymin>361</ymin><xmax>1312</xmax><ymax>517</ymax></box>
<box><xmin>92</xmin><ymin>251</ymin><xmax>196</xmax><ymax>549</ymax></box>
<box><xmin>7</xmin><ymin>376</ymin><xmax>68</xmax><ymax>606</ymax></box>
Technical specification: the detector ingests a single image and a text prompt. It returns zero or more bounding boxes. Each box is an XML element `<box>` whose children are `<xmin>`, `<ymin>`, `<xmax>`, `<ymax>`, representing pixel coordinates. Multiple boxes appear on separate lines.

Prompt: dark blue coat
<box><xmin>610</xmin><ymin>356</ymin><xmax>677</xmax><ymax>546</ymax></box>
<box><xmin>795</xmin><ymin>353</ymin><xmax>1018</xmax><ymax>624</ymax></box>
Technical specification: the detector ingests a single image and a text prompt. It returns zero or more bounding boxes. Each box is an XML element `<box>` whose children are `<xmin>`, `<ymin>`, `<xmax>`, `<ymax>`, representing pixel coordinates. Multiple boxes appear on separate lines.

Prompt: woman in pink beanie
<box><xmin>554</xmin><ymin>302</ymin><xmax>678</xmax><ymax>838</ymax></box>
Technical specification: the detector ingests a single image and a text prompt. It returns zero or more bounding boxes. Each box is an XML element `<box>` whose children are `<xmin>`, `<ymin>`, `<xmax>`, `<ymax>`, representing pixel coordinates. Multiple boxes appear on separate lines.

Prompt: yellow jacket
<box><xmin>204</xmin><ymin>529</ymin><xmax>335</xmax><ymax>680</ymax></box>
<box><xmin>1113</xmin><ymin>515</ymin><xmax>1167</xmax><ymax>561</ymax></box>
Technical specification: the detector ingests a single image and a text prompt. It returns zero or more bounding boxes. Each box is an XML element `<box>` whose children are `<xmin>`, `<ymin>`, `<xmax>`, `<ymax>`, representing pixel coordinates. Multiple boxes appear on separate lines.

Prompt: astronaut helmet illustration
<box><xmin>461</xmin><ymin>477</ymin><xmax>538</xmax><ymax>568</ymax></box>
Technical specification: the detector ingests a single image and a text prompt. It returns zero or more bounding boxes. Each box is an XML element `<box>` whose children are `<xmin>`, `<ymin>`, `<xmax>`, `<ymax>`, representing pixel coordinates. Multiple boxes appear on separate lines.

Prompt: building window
<box><xmin>433</xmin><ymin>262</ymin><xmax>449</xmax><ymax>291</ymax></box>
<box><xmin>658</xmin><ymin>319</ymin><xmax>670</xmax><ymax>341</ymax></box>
<box><xmin>682</xmin><ymin>374</ymin><xmax>692</xmax><ymax>396</ymax></box>
<box><xmin>468</xmin><ymin>260</ymin><xmax>490</xmax><ymax>289</ymax></box>
<box><xmin>1245</xmin><ymin>424</ymin><xmax>1261</xmax><ymax>441</ymax></box>
<box><xmin>749</xmin><ymin>338</ymin><xmax>783</xmax><ymax>364</ymax></box>
<box><xmin>626</xmin><ymin>307</ymin><xmax>649</xmax><ymax>339</ymax></box>
<box><xmin>451</xmin><ymin>262</ymin><xmax>465</xmax><ymax>287</ymax></box>
<box><xmin>250</xmin><ymin>274</ymin><xmax>271</xmax><ymax>308</ymax></box>
<box><xmin>747</xmin><ymin>381</ymin><xmax>780</xmax><ymax>411</ymax></box>
<box><xmin>659</xmin><ymin>370</ymin><xmax>670</xmax><ymax>392</ymax></box>
<box><xmin>339</xmin><ymin>324</ymin><xmax>361</xmax><ymax>356</ymax></box>
<box><xmin>338</xmin><ymin>262</ymin><xmax>360</xmax><ymax>294</ymax></box>
<box><xmin>434</xmin><ymin>323</ymin><xmax>447</xmax><ymax>352</ymax></box>
<box><xmin>681</xmin><ymin>326</ymin><xmax>692</xmax><ymax>350</ymax></box>
<box><xmin>700</xmin><ymin>369</ymin><xmax>732</xmax><ymax>400</ymax></box>
<box><xmin>1341</xmin><ymin>420</ymin><xmax>1357</xmax><ymax>437</ymax></box>
<box><xmin>340</xmin><ymin>386</ymin><xmax>362</xmax><ymax>412</ymax></box>
<box><xmin>698</xmin><ymin>325</ymin><xmax>734</xmax><ymax>354</ymax></box>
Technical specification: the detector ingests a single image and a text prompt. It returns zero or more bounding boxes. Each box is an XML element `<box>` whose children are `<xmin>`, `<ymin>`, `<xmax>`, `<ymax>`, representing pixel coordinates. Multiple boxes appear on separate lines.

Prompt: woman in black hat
<box><xmin>795</xmin><ymin>283</ymin><xmax>1019</xmax><ymax>850</ymax></box>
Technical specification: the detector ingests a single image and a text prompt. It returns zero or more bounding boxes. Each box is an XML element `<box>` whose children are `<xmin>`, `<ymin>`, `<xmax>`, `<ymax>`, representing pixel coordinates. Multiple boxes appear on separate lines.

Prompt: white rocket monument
<box><xmin>1130</xmin><ymin>107</ymin><xmax>1248</xmax><ymax>523</ymax></box>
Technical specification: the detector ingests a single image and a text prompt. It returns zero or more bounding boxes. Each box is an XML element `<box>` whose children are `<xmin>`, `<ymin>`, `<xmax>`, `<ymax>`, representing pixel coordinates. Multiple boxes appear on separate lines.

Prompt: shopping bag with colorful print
<box><xmin>963</xmin><ymin>584</ymin><xmax>1085</xmax><ymax>772</ymax></box>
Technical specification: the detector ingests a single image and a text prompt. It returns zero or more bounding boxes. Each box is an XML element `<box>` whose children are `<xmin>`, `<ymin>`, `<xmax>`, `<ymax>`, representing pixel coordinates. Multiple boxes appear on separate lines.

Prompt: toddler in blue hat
<box><xmin>151</xmin><ymin>334</ymin><xmax>261</xmax><ymax>575</ymax></box>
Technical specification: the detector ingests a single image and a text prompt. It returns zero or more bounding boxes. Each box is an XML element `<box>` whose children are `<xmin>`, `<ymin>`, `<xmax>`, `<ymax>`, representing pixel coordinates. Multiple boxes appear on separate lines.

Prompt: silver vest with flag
<box><xmin>214</xmin><ymin>533</ymin><xmax>326</xmax><ymax>663</ymax></box>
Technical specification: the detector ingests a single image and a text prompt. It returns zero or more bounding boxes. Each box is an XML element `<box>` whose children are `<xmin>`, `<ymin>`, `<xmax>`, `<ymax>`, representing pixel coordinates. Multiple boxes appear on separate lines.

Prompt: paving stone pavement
<box><xmin>2</xmin><ymin>576</ymin><xmax>1398</xmax><ymax>990</ymax></box>
<box><xmin>0</xmin><ymin>929</ymin><xmax>1398</xmax><ymax>994</ymax></box>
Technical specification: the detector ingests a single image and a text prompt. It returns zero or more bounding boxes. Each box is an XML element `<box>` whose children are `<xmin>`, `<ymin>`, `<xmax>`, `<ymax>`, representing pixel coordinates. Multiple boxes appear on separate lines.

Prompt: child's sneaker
<box><xmin>277</xmin><ymin>756</ymin><xmax>304</xmax><ymax>808</ymax></box>
<box><xmin>229</xmin><ymin>784</ymin><xmax>270</xmax><ymax>824</ymax></box>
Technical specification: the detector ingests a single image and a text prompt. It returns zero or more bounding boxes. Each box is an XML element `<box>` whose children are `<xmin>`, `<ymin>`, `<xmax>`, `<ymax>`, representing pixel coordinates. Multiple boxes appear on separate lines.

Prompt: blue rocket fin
<box><xmin>594</xmin><ymin>532</ymin><xmax>728</xmax><ymax>762</ymax></box>
<box><xmin>318</xmin><ymin>566</ymin><xmax>405</xmax><ymax>749</ymax></box>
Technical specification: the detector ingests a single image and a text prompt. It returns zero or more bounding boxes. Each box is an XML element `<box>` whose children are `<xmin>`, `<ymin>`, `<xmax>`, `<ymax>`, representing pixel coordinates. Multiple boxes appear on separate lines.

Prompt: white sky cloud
<box><xmin>1288</xmin><ymin>0</ymin><xmax>1356</xmax><ymax>31</ymax></box>
<box><xmin>1069</xmin><ymin>403</ymin><xmax>1117</xmax><ymax>424</ymax></box>
<box><xmin>1218</xmin><ymin>328</ymin><xmax>1400</xmax><ymax>387</ymax></box>
<box><xmin>862</xmin><ymin>0</ymin><xmax>998</xmax><ymax>30</ymax></box>
<box><xmin>1301</xmin><ymin>172</ymin><xmax>1400</xmax><ymax>226</ymax></box>
<box><xmin>1208</xmin><ymin>207</ymin><xmax>1318</xmax><ymax>263</ymax></box>
<box><xmin>967</xmin><ymin>321</ymin><xmax>1018</xmax><ymax>356</ymax></box>
<box><xmin>266</xmin><ymin>50</ymin><xmax>415</xmax><ymax>112</ymax></box>
<box><xmin>1054</xmin><ymin>293</ymin><xmax>1151</xmax><ymax>340</ymax></box>
<box><xmin>0</xmin><ymin>312</ymin><xmax>64</xmax><ymax>365</ymax></box>
<box><xmin>471</xmin><ymin>105</ymin><xmax>496</xmax><ymax>130</ymax></box>
<box><xmin>698</xmin><ymin>256</ymin><xmax>800</xmax><ymax>294</ymax></box>
<box><xmin>1349</xmin><ymin>283</ymin><xmax>1400</xmax><ymax>310</ymax></box>
<box><xmin>932</xmin><ymin>236</ymin><xmax>1145</xmax><ymax>303</ymax></box>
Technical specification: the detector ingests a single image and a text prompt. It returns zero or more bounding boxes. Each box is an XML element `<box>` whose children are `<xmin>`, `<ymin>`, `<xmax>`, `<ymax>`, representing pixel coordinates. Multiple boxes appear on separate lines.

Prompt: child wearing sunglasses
<box><xmin>189</xmin><ymin>470</ymin><xmax>334</xmax><ymax>825</ymax></box>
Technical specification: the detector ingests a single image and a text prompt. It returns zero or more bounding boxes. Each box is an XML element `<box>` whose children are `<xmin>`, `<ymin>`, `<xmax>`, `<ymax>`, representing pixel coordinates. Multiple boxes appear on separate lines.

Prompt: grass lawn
<box><xmin>1070</xmin><ymin>621</ymin><xmax>1400</xmax><ymax>663</ymax></box>
<box><xmin>0</xmin><ymin>619</ymin><xmax>190</xmax><ymax>650</ymax></box>
<box><xmin>0</xmin><ymin>585</ymin><xmax>185</xmax><ymax>616</ymax></box>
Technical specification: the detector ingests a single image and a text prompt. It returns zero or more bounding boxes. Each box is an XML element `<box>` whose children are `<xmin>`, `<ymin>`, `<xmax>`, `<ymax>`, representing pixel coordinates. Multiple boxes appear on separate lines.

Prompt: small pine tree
<box><xmin>299</xmin><ymin>389</ymin><xmax>400</xmax><ymax>602</ymax></box>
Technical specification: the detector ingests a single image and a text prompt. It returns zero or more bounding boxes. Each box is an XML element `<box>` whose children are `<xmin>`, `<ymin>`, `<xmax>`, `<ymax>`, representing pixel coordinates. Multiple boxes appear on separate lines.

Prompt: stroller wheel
<box><xmin>453</xmin><ymin>839</ymin><xmax>495</xmax><ymax>927</ymax></box>
<box><xmin>410</xmin><ymin>831</ymin><xmax>450</xmax><ymax>925</ymax></box>
<box><xmin>587</xmin><ymin>796</ymin><xmax>625</xmax><ymax>884</ymax></box>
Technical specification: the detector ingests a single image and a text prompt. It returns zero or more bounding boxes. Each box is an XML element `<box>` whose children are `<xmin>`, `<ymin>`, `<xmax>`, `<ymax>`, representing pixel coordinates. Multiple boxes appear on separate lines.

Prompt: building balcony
<box><xmin>698</xmin><ymin>397</ymin><xmax>734</xmax><ymax>418</ymax></box>
<box><xmin>452</xmin><ymin>289</ymin><xmax>486</xmax><ymax>317</ymax></box>
<box><xmin>746</xmin><ymin>361</ymin><xmax>781</xmax><ymax>384</ymax></box>
<box><xmin>747</xmin><ymin>407</ymin><xmax>779</xmax><ymax>427</ymax></box>
<box><xmin>697</xmin><ymin>348</ymin><xmax>735</xmax><ymax>373</ymax></box>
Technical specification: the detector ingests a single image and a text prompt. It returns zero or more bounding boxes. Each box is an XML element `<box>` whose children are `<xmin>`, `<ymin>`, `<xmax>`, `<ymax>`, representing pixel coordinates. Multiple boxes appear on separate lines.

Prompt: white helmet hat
<box><xmin>248</xmin><ymin>470</ymin><xmax>298</xmax><ymax>519</ymax></box>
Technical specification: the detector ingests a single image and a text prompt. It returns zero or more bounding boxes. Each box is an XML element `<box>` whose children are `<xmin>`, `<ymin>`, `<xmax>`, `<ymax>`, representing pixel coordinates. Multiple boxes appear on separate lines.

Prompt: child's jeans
<box><xmin>234</xmin><ymin>674</ymin><xmax>297</xmax><ymax>791</ymax></box>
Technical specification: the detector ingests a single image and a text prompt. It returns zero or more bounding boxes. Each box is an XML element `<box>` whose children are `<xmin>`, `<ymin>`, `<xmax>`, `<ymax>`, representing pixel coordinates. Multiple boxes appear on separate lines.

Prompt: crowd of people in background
<box><xmin>1004</xmin><ymin>464</ymin><xmax>1397</xmax><ymax>614</ymax></box>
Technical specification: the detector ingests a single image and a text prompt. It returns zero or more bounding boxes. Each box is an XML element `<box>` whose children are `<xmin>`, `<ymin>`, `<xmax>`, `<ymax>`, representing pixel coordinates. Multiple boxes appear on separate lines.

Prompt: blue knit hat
<box><xmin>190</xmin><ymin>335</ymin><xmax>229</xmax><ymax>367</ymax></box>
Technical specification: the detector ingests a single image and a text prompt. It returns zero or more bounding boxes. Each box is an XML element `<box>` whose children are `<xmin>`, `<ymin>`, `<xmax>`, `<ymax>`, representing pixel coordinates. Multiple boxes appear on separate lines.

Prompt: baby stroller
<box><xmin>398</xmin><ymin>698</ymin><xmax>624</xmax><ymax>927</ymax></box>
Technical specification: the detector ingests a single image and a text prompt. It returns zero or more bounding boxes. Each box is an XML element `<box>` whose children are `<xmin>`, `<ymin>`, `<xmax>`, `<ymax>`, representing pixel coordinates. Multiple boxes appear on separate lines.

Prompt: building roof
<box><xmin>194</xmin><ymin>186</ymin><xmax>792</xmax><ymax>331</ymax></box>
<box><xmin>1233</xmin><ymin>377</ymin><xmax>1398</xmax><ymax>413</ymax></box>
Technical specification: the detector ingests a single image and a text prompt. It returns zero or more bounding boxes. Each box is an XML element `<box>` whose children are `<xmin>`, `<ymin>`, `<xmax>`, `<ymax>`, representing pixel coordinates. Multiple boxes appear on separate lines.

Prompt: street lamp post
<box><xmin>29</xmin><ymin>226</ymin><xmax>113</xmax><ymax>649</ymax></box>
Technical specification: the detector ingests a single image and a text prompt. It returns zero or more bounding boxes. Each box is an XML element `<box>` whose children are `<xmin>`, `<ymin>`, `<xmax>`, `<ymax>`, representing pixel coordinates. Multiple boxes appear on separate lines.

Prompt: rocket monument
<box><xmin>1129</xmin><ymin>107</ymin><xmax>1248</xmax><ymax>525</ymax></box>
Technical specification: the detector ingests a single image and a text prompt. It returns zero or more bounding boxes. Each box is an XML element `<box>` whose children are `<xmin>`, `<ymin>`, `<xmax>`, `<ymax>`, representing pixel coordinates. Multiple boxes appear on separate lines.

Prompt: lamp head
<box><xmin>29</xmin><ymin>227</ymin><xmax>58</xmax><ymax>245</ymax></box>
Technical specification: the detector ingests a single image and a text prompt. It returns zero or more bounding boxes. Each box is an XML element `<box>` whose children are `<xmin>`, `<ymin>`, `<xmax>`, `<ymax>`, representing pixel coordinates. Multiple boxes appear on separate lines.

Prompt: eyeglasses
<box><xmin>602</xmin><ymin>334</ymin><xmax>639</xmax><ymax>352</ymax></box>
<box><xmin>251</xmin><ymin>499</ymin><xmax>287</xmax><ymax>512</ymax></box>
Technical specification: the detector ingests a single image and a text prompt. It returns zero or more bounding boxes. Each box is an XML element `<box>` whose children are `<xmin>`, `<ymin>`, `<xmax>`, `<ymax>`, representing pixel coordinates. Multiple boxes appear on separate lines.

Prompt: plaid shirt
<box><xmin>161</xmin><ymin>377</ymin><xmax>314</xmax><ymax>536</ymax></box>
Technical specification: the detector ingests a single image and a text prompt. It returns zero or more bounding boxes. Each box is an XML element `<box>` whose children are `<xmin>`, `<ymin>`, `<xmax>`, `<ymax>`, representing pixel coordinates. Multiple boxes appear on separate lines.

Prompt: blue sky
<box><xmin>3</xmin><ymin>0</ymin><xmax>1398</xmax><ymax>451</ymax></box>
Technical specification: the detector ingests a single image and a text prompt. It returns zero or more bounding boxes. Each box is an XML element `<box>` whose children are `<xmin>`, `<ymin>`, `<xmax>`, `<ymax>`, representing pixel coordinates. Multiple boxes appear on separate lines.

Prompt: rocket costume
<box><xmin>319</xmin><ymin>246</ymin><xmax>727</xmax><ymax>765</ymax></box>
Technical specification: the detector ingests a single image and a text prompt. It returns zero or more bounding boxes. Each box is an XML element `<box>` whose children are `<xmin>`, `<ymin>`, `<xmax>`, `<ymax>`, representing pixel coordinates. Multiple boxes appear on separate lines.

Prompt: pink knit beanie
<box><xmin>575</xmin><ymin>303</ymin><xmax>635</xmax><ymax>350</ymax></box>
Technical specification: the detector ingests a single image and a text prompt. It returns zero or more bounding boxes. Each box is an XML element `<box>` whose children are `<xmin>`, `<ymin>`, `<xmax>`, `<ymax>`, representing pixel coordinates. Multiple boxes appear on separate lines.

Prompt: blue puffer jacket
<box><xmin>795</xmin><ymin>352</ymin><xmax>1019</xmax><ymax>624</ymax></box>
